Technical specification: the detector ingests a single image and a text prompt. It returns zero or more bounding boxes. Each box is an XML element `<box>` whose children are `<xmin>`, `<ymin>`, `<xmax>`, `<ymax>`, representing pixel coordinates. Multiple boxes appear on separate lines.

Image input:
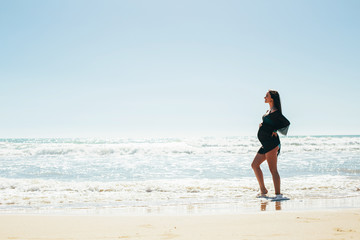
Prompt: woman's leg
<box><xmin>251</xmin><ymin>153</ymin><xmax>268</xmax><ymax>194</ymax></box>
<box><xmin>265</xmin><ymin>146</ymin><xmax>281</xmax><ymax>195</ymax></box>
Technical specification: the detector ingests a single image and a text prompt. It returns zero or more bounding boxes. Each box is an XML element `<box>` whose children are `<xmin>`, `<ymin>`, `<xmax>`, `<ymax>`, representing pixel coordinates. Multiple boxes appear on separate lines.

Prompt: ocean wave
<box><xmin>0</xmin><ymin>136</ymin><xmax>358</xmax><ymax>182</ymax></box>
<box><xmin>0</xmin><ymin>136</ymin><xmax>359</xmax><ymax>158</ymax></box>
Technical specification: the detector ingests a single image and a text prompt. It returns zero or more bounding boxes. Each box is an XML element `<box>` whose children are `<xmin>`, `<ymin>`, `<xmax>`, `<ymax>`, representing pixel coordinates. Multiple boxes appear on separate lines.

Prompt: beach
<box><xmin>1</xmin><ymin>209</ymin><xmax>359</xmax><ymax>240</ymax></box>
<box><xmin>0</xmin><ymin>136</ymin><xmax>359</xmax><ymax>239</ymax></box>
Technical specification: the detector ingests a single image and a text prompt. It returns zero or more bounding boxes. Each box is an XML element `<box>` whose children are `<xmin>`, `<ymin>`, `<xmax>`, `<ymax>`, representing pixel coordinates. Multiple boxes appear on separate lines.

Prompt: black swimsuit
<box><xmin>257</xmin><ymin>110</ymin><xmax>290</xmax><ymax>155</ymax></box>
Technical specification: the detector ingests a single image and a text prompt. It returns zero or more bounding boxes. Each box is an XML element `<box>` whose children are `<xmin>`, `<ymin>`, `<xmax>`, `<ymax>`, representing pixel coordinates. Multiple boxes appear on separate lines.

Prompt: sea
<box><xmin>0</xmin><ymin>136</ymin><xmax>359</xmax><ymax>215</ymax></box>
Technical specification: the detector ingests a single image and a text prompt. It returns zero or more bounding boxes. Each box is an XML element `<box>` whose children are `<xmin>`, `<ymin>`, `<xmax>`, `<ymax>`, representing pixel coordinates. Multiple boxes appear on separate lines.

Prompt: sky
<box><xmin>0</xmin><ymin>0</ymin><xmax>359</xmax><ymax>138</ymax></box>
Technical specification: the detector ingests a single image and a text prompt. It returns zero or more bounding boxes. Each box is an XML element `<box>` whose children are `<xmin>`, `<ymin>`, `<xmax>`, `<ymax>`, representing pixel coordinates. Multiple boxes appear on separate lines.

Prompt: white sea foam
<box><xmin>0</xmin><ymin>176</ymin><xmax>359</xmax><ymax>214</ymax></box>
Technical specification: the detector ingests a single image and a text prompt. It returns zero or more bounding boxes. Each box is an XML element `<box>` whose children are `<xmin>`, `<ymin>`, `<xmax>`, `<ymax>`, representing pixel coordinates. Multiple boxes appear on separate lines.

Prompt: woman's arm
<box><xmin>273</xmin><ymin>113</ymin><xmax>290</xmax><ymax>136</ymax></box>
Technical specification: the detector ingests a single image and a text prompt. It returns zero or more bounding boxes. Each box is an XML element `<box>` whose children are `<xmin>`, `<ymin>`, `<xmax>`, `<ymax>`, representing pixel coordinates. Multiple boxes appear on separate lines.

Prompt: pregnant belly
<box><xmin>257</xmin><ymin>127</ymin><xmax>272</xmax><ymax>142</ymax></box>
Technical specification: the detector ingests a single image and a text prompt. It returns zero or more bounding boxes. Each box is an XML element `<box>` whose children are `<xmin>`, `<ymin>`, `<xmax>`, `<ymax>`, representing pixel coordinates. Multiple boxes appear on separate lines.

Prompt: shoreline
<box><xmin>0</xmin><ymin>206</ymin><xmax>359</xmax><ymax>217</ymax></box>
<box><xmin>2</xmin><ymin>196</ymin><xmax>360</xmax><ymax>216</ymax></box>
<box><xmin>1</xmin><ymin>209</ymin><xmax>359</xmax><ymax>240</ymax></box>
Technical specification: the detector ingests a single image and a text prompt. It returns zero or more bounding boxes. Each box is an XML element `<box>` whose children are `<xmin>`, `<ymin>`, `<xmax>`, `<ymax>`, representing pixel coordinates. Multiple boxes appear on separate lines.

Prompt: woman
<box><xmin>251</xmin><ymin>90</ymin><xmax>290</xmax><ymax>200</ymax></box>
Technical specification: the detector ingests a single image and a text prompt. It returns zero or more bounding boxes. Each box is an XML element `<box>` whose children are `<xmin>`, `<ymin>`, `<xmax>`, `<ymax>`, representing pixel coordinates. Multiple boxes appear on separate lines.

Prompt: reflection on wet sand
<box><xmin>261</xmin><ymin>201</ymin><xmax>282</xmax><ymax>211</ymax></box>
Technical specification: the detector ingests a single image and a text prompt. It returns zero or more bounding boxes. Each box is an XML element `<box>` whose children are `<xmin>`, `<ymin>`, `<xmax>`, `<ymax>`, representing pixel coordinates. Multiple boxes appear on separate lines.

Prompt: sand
<box><xmin>0</xmin><ymin>209</ymin><xmax>359</xmax><ymax>240</ymax></box>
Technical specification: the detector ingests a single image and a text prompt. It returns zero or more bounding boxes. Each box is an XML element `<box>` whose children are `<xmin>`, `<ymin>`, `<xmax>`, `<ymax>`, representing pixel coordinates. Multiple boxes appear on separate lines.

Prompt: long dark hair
<box><xmin>269</xmin><ymin>90</ymin><xmax>282</xmax><ymax>113</ymax></box>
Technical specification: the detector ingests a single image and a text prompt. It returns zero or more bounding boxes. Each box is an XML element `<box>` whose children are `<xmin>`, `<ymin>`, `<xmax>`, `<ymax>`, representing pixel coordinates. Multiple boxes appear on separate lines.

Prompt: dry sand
<box><xmin>0</xmin><ymin>209</ymin><xmax>359</xmax><ymax>240</ymax></box>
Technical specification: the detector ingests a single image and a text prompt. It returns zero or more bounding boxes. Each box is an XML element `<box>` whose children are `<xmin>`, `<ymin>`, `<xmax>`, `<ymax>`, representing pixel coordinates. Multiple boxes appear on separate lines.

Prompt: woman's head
<box><xmin>265</xmin><ymin>90</ymin><xmax>282</xmax><ymax>112</ymax></box>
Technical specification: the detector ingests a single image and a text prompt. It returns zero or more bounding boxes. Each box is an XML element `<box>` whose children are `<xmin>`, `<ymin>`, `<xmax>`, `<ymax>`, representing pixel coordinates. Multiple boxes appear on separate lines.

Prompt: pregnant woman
<box><xmin>251</xmin><ymin>90</ymin><xmax>290</xmax><ymax>200</ymax></box>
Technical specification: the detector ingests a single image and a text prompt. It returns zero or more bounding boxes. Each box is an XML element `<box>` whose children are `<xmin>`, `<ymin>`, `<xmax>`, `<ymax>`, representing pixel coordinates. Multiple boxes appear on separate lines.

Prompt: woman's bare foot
<box><xmin>261</xmin><ymin>189</ymin><xmax>268</xmax><ymax>195</ymax></box>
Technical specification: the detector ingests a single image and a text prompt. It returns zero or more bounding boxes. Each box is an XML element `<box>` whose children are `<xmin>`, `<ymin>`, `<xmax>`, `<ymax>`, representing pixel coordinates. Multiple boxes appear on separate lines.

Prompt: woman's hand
<box><xmin>272</xmin><ymin>132</ymin><xmax>278</xmax><ymax>137</ymax></box>
<box><xmin>259</xmin><ymin>123</ymin><xmax>262</xmax><ymax>128</ymax></box>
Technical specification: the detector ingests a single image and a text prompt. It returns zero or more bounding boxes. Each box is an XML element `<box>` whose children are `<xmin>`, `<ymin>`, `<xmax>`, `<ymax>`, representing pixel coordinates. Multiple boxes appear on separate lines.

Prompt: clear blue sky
<box><xmin>1</xmin><ymin>0</ymin><xmax>359</xmax><ymax>138</ymax></box>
